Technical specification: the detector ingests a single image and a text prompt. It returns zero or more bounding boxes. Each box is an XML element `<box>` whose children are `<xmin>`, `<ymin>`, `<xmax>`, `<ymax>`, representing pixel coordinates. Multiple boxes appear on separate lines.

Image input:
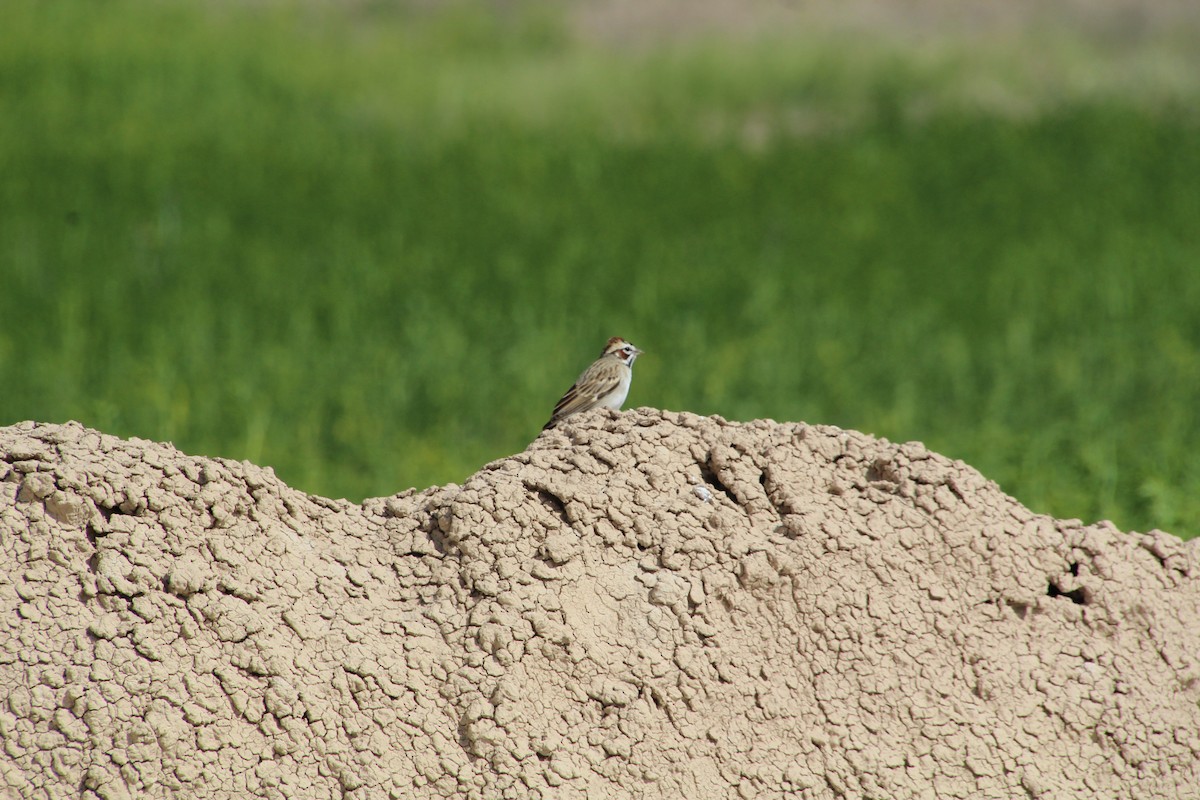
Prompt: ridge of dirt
<box><xmin>1</xmin><ymin>415</ymin><xmax>1198</xmax><ymax>798</ymax></box>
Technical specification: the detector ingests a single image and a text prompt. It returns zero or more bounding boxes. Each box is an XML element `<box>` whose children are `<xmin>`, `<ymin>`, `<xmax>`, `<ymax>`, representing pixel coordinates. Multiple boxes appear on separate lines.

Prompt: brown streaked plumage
<box><xmin>543</xmin><ymin>337</ymin><xmax>643</xmax><ymax>430</ymax></box>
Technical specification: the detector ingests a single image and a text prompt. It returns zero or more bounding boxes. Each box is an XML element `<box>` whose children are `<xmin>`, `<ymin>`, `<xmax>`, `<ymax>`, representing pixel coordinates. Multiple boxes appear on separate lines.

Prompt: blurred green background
<box><xmin>2</xmin><ymin>0</ymin><xmax>1198</xmax><ymax>537</ymax></box>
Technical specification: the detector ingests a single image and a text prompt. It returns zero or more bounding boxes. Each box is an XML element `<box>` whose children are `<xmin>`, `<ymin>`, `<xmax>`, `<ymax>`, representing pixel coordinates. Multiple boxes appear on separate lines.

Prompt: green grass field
<box><xmin>3</xmin><ymin>1</ymin><xmax>1199</xmax><ymax>538</ymax></box>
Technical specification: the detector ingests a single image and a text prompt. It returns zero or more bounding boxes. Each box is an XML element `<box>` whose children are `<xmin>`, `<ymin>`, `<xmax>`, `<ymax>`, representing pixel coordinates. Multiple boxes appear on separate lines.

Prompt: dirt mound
<box><xmin>1</xmin><ymin>415</ymin><xmax>1197</xmax><ymax>799</ymax></box>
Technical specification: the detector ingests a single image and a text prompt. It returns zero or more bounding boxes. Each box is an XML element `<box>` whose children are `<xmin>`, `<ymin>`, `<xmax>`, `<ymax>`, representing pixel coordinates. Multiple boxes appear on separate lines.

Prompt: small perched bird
<box><xmin>543</xmin><ymin>336</ymin><xmax>643</xmax><ymax>430</ymax></box>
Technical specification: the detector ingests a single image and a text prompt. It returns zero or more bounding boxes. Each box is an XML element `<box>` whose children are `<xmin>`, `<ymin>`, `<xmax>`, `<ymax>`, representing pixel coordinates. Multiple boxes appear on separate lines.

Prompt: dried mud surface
<box><xmin>2</xmin><ymin>415</ymin><xmax>1198</xmax><ymax>799</ymax></box>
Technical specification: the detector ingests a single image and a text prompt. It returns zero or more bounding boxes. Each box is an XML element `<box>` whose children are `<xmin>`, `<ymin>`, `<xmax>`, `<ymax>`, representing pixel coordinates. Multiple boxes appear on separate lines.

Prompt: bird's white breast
<box><xmin>599</xmin><ymin>366</ymin><xmax>633</xmax><ymax>410</ymax></box>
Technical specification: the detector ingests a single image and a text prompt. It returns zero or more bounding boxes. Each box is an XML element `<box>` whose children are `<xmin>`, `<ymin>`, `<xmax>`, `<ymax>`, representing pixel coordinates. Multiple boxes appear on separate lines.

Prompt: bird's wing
<box><xmin>543</xmin><ymin>362</ymin><xmax>622</xmax><ymax>429</ymax></box>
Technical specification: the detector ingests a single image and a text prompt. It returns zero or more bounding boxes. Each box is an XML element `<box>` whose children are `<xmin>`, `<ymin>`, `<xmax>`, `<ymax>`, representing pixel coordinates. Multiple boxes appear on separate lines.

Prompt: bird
<box><xmin>543</xmin><ymin>337</ymin><xmax>643</xmax><ymax>430</ymax></box>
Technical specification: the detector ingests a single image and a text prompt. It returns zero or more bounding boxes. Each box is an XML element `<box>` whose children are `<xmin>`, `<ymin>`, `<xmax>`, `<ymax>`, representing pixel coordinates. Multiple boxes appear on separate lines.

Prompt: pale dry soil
<box><xmin>1</xmin><ymin>414</ymin><xmax>1198</xmax><ymax>798</ymax></box>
